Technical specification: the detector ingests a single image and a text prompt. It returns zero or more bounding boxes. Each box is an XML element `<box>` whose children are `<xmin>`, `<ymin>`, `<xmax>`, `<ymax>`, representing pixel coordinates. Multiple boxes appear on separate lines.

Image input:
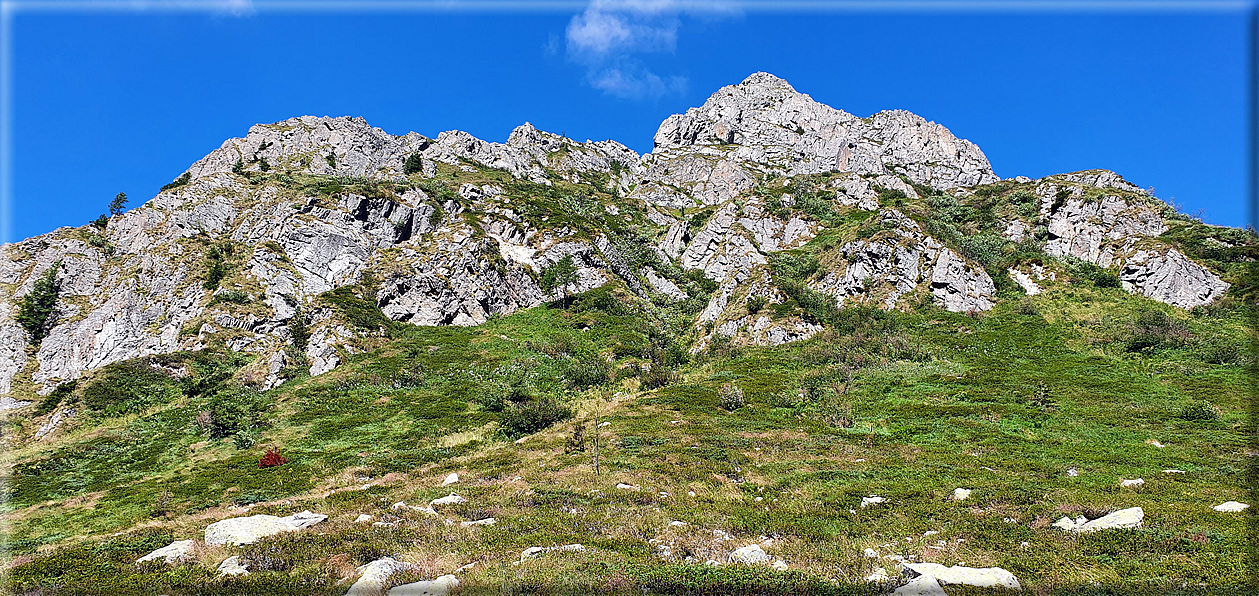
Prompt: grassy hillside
<box><xmin>2</xmin><ymin>258</ymin><xmax>1254</xmax><ymax>594</ymax></box>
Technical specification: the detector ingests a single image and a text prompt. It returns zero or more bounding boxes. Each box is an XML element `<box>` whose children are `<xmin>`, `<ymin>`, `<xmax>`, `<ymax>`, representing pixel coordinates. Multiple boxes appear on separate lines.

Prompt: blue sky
<box><xmin>2</xmin><ymin>1</ymin><xmax>1253</xmax><ymax>242</ymax></box>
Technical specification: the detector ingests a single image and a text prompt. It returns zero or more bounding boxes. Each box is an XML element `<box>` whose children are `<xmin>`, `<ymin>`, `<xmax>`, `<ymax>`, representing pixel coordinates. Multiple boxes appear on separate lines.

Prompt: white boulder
<box><xmin>894</xmin><ymin>574</ymin><xmax>948</xmax><ymax>596</ymax></box>
<box><xmin>904</xmin><ymin>562</ymin><xmax>1022</xmax><ymax>590</ymax></box>
<box><xmin>389</xmin><ymin>575</ymin><xmax>459</xmax><ymax>596</ymax></box>
<box><xmin>441</xmin><ymin>473</ymin><xmax>460</xmax><ymax>486</ymax></box>
<box><xmin>217</xmin><ymin>555</ymin><xmax>249</xmax><ymax>576</ymax></box>
<box><xmin>204</xmin><ymin>510</ymin><xmax>327</xmax><ymax>546</ymax></box>
<box><xmin>429</xmin><ymin>493</ymin><xmax>467</xmax><ymax>507</ymax></box>
<box><xmin>136</xmin><ymin>540</ymin><xmax>197</xmax><ymax>565</ymax></box>
<box><xmin>1213</xmin><ymin>501</ymin><xmax>1249</xmax><ymax>513</ymax></box>
<box><xmin>951</xmin><ymin>488</ymin><xmax>972</xmax><ymax>501</ymax></box>
<box><xmin>729</xmin><ymin>544</ymin><xmax>770</xmax><ymax>565</ymax></box>
<box><xmin>346</xmin><ymin>557</ymin><xmax>417</xmax><ymax>596</ymax></box>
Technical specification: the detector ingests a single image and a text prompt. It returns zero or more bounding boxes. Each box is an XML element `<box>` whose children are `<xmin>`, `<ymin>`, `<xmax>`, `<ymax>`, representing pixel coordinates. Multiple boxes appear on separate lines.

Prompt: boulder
<box><xmin>204</xmin><ymin>510</ymin><xmax>327</xmax><ymax>546</ymax></box>
<box><xmin>951</xmin><ymin>488</ymin><xmax>972</xmax><ymax>501</ymax></box>
<box><xmin>217</xmin><ymin>555</ymin><xmax>249</xmax><ymax>577</ymax></box>
<box><xmin>346</xmin><ymin>557</ymin><xmax>418</xmax><ymax>596</ymax></box>
<box><xmin>429</xmin><ymin>493</ymin><xmax>467</xmax><ymax>507</ymax></box>
<box><xmin>521</xmin><ymin>544</ymin><xmax>587</xmax><ymax>561</ymax></box>
<box><xmin>136</xmin><ymin>539</ymin><xmax>197</xmax><ymax>565</ymax></box>
<box><xmin>441</xmin><ymin>473</ymin><xmax>459</xmax><ymax>486</ymax></box>
<box><xmin>1213</xmin><ymin>501</ymin><xmax>1249</xmax><ymax>513</ymax></box>
<box><xmin>1077</xmin><ymin>507</ymin><xmax>1144</xmax><ymax>533</ymax></box>
<box><xmin>1119</xmin><ymin>478</ymin><xmax>1145</xmax><ymax>489</ymax></box>
<box><xmin>388</xmin><ymin>575</ymin><xmax>459</xmax><ymax>596</ymax></box>
<box><xmin>460</xmin><ymin>518</ymin><xmax>495</xmax><ymax>527</ymax></box>
<box><xmin>903</xmin><ymin>562</ymin><xmax>1022</xmax><ymax>590</ymax></box>
<box><xmin>893</xmin><ymin>575</ymin><xmax>948</xmax><ymax>596</ymax></box>
<box><xmin>729</xmin><ymin>544</ymin><xmax>770</xmax><ymax>565</ymax></box>
<box><xmin>861</xmin><ymin>495</ymin><xmax>886</xmax><ymax>508</ymax></box>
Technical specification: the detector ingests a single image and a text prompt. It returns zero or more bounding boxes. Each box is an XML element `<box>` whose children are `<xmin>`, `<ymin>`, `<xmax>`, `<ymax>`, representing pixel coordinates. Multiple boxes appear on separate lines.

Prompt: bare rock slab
<box><xmin>136</xmin><ymin>539</ymin><xmax>197</xmax><ymax>565</ymax></box>
<box><xmin>204</xmin><ymin>510</ymin><xmax>327</xmax><ymax>546</ymax></box>
<box><xmin>904</xmin><ymin>562</ymin><xmax>1022</xmax><ymax>590</ymax></box>
<box><xmin>388</xmin><ymin>575</ymin><xmax>459</xmax><ymax>596</ymax></box>
<box><xmin>346</xmin><ymin>557</ymin><xmax>417</xmax><ymax>596</ymax></box>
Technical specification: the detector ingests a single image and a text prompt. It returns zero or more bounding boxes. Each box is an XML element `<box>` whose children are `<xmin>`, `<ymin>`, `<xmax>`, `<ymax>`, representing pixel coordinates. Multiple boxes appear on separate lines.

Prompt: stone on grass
<box><xmin>894</xmin><ymin>575</ymin><xmax>948</xmax><ymax>596</ymax></box>
<box><xmin>136</xmin><ymin>540</ymin><xmax>197</xmax><ymax>565</ymax></box>
<box><xmin>904</xmin><ymin>562</ymin><xmax>1021</xmax><ymax>590</ymax></box>
<box><xmin>866</xmin><ymin>567</ymin><xmax>891</xmax><ymax>583</ymax></box>
<box><xmin>204</xmin><ymin>511</ymin><xmax>327</xmax><ymax>545</ymax></box>
<box><xmin>771</xmin><ymin>560</ymin><xmax>789</xmax><ymax>571</ymax></box>
<box><xmin>1066</xmin><ymin>468</ymin><xmax>1080</xmax><ymax>477</ymax></box>
<box><xmin>388</xmin><ymin>575</ymin><xmax>459</xmax><ymax>596</ymax></box>
<box><xmin>1119</xmin><ymin>478</ymin><xmax>1145</xmax><ymax>488</ymax></box>
<box><xmin>521</xmin><ymin>544</ymin><xmax>586</xmax><ymax>561</ymax></box>
<box><xmin>1078</xmin><ymin>507</ymin><xmax>1143</xmax><ymax>533</ymax></box>
<box><xmin>460</xmin><ymin>517</ymin><xmax>495</xmax><ymax>527</ymax></box>
<box><xmin>429</xmin><ymin>493</ymin><xmax>467</xmax><ymax>507</ymax></box>
<box><xmin>355</xmin><ymin>514</ymin><xmax>374</xmax><ymax>523</ymax></box>
<box><xmin>346</xmin><ymin>557</ymin><xmax>417</xmax><ymax>596</ymax></box>
<box><xmin>951</xmin><ymin>488</ymin><xmax>972</xmax><ymax>501</ymax></box>
<box><xmin>861</xmin><ymin>495</ymin><xmax>886</xmax><ymax>508</ymax></box>
<box><xmin>616</xmin><ymin>483</ymin><xmax>639</xmax><ymax>491</ymax></box>
<box><xmin>217</xmin><ymin>556</ymin><xmax>249</xmax><ymax>577</ymax></box>
<box><xmin>729</xmin><ymin>544</ymin><xmax>770</xmax><ymax>565</ymax></box>
<box><xmin>864</xmin><ymin>548</ymin><xmax>878</xmax><ymax>558</ymax></box>
<box><xmin>441</xmin><ymin>473</ymin><xmax>460</xmax><ymax>486</ymax></box>
<box><xmin>1213</xmin><ymin>501</ymin><xmax>1249</xmax><ymax>513</ymax></box>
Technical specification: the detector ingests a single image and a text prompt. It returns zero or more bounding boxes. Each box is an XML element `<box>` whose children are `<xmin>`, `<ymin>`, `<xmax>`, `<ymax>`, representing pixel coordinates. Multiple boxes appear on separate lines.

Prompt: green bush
<box><xmin>159</xmin><ymin>172</ymin><xmax>191</xmax><ymax>192</ymax></box>
<box><xmin>1177</xmin><ymin>400</ymin><xmax>1221</xmax><ymax>423</ymax></box>
<box><xmin>1125</xmin><ymin>310</ymin><xmax>1191</xmax><ymax>352</ymax></box>
<box><xmin>209</xmin><ymin>290</ymin><xmax>250</xmax><ymax>305</ymax></box>
<box><xmin>565</xmin><ymin>351</ymin><xmax>611</xmax><ymax>389</ymax></box>
<box><xmin>16</xmin><ymin>263</ymin><xmax>61</xmax><ymax>346</ymax></box>
<box><xmin>718</xmin><ymin>383</ymin><xmax>745</xmax><ymax>411</ymax></box>
<box><xmin>403</xmin><ymin>153</ymin><xmax>424</xmax><ymax>175</ymax></box>
<box><xmin>195</xmin><ymin>388</ymin><xmax>270</xmax><ymax>445</ymax></box>
<box><xmin>1064</xmin><ymin>257</ymin><xmax>1121</xmax><ymax>289</ymax></box>
<box><xmin>35</xmin><ymin>381</ymin><xmax>76</xmax><ymax>416</ymax></box>
<box><xmin>746</xmin><ymin>295</ymin><xmax>768</xmax><ymax>314</ymax></box>
<box><xmin>499</xmin><ymin>398</ymin><xmax>573</xmax><ymax>438</ymax></box>
<box><xmin>81</xmin><ymin>362</ymin><xmax>181</xmax><ymax>417</ymax></box>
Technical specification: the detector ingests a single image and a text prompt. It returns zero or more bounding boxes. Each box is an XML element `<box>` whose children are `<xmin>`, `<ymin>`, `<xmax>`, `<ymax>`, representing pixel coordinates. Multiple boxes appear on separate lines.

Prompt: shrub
<box><xmin>1177</xmin><ymin>400</ymin><xmax>1221</xmax><ymax>423</ymax></box>
<box><xmin>232</xmin><ymin>159</ymin><xmax>245</xmax><ymax>174</ymax></box>
<box><xmin>956</xmin><ymin>234</ymin><xmax>1007</xmax><ymax>266</ymax></box>
<box><xmin>718</xmin><ymin>383</ymin><xmax>745</xmax><ymax>411</ymax></box>
<box><xmin>1125</xmin><ymin>310</ymin><xmax>1191</xmax><ymax>352</ymax></box>
<box><xmin>159</xmin><ymin>172</ymin><xmax>191</xmax><ymax>192</ymax></box>
<box><xmin>81</xmin><ymin>361</ymin><xmax>181</xmax><ymax>417</ymax></box>
<box><xmin>259</xmin><ymin>158</ymin><xmax>271</xmax><ymax>172</ymax></box>
<box><xmin>403</xmin><ymin>153</ymin><xmax>424</xmax><ymax>175</ymax></box>
<box><xmin>35</xmin><ymin>381</ymin><xmax>76</xmax><ymax>416</ymax></box>
<box><xmin>195</xmin><ymin>388</ymin><xmax>270</xmax><ymax>445</ymax></box>
<box><xmin>209</xmin><ymin>290</ymin><xmax>250</xmax><ymax>305</ymax></box>
<box><xmin>746</xmin><ymin>295</ymin><xmax>768</xmax><ymax>314</ymax></box>
<box><xmin>259</xmin><ymin>447</ymin><xmax>288</xmax><ymax>468</ymax></box>
<box><xmin>91</xmin><ymin>214</ymin><xmax>110</xmax><ymax>229</ymax></box>
<box><xmin>1064</xmin><ymin>257</ymin><xmax>1121</xmax><ymax>289</ymax></box>
<box><xmin>500</xmin><ymin>398</ymin><xmax>573</xmax><ymax>438</ymax></box>
<box><xmin>638</xmin><ymin>365</ymin><xmax>680</xmax><ymax>390</ymax></box>
<box><xmin>16</xmin><ymin>263</ymin><xmax>60</xmax><ymax>346</ymax></box>
<box><xmin>565</xmin><ymin>351</ymin><xmax>611</xmax><ymax>389</ymax></box>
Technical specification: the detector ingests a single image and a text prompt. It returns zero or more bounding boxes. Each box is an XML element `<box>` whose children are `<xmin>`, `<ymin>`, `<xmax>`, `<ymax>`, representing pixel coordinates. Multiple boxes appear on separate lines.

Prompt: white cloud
<box><xmin>563</xmin><ymin>0</ymin><xmax>735</xmax><ymax>99</ymax></box>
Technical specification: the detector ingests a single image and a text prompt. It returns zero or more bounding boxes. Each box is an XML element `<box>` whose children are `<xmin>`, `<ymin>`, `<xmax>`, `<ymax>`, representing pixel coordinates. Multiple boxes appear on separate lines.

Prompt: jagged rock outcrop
<box><xmin>0</xmin><ymin>74</ymin><xmax>1238</xmax><ymax>398</ymax></box>
<box><xmin>649</xmin><ymin>72</ymin><xmax>997</xmax><ymax>202</ymax></box>
<box><xmin>810</xmin><ymin>209</ymin><xmax>996</xmax><ymax>312</ymax></box>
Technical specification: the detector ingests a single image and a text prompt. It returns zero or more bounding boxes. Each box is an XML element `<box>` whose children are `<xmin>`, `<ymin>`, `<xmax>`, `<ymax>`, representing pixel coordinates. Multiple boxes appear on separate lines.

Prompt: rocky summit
<box><xmin>1</xmin><ymin>73</ymin><xmax>1253</xmax><ymax>595</ymax></box>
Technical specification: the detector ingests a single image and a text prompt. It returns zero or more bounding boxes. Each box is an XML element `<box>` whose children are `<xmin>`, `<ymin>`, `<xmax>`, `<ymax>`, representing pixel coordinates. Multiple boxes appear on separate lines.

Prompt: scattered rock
<box><xmin>429</xmin><ymin>493</ymin><xmax>467</xmax><ymax>507</ymax></box>
<box><xmin>1066</xmin><ymin>467</ymin><xmax>1080</xmax><ymax>477</ymax></box>
<box><xmin>1213</xmin><ymin>501</ymin><xmax>1249</xmax><ymax>513</ymax></box>
<box><xmin>217</xmin><ymin>555</ymin><xmax>249</xmax><ymax>577</ymax></box>
<box><xmin>729</xmin><ymin>544</ymin><xmax>770</xmax><ymax>565</ymax></box>
<box><xmin>441</xmin><ymin>473</ymin><xmax>459</xmax><ymax>486</ymax></box>
<box><xmin>903</xmin><ymin>562</ymin><xmax>1022</xmax><ymax>590</ymax></box>
<box><xmin>861</xmin><ymin>495</ymin><xmax>886</xmax><ymax>508</ymax></box>
<box><xmin>864</xmin><ymin>548</ymin><xmax>879</xmax><ymax>558</ymax></box>
<box><xmin>460</xmin><ymin>518</ymin><xmax>495</xmax><ymax>527</ymax></box>
<box><xmin>355</xmin><ymin>514</ymin><xmax>375</xmax><ymax>523</ymax></box>
<box><xmin>866</xmin><ymin>567</ymin><xmax>891</xmax><ymax>583</ymax></box>
<box><xmin>1055</xmin><ymin>507</ymin><xmax>1144</xmax><ymax>533</ymax></box>
<box><xmin>669</xmin><ymin>520</ymin><xmax>689</xmax><ymax>527</ymax></box>
<box><xmin>346</xmin><ymin>557</ymin><xmax>417</xmax><ymax>596</ymax></box>
<box><xmin>951</xmin><ymin>488</ymin><xmax>972</xmax><ymax>501</ymax></box>
<box><xmin>136</xmin><ymin>540</ymin><xmax>197</xmax><ymax>565</ymax></box>
<box><xmin>1146</xmin><ymin>439</ymin><xmax>1165</xmax><ymax>448</ymax></box>
<box><xmin>1119</xmin><ymin>478</ymin><xmax>1145</xmax><ymax>488</ymax></box>
<box><xmin>520</xmin><ymin>544</ymin><xmax>587</xmax><ymax>561</ymax></box>
<box><xmin>388</xmin><ymin>575</ymin><xmax>459</xmax><ymax>596</ymax></box>
<box><xmin>771</xmin><ymin>560</ymin><xmax>789</xmax><ymax>571</ymax></box>
<box><xmin>1162</xmin><ymin>469</ymin><xmax>1185</xmax><ymax>474</ymax></box>
<box><xmin>615</xmin><ymin>483</ymin><xmax>639</xmax><ymax>491</ymax></box>
<box><xmin>204</xmin><ymin>511</ymin><xmax>327</xmax><ymax>546</ymax></box>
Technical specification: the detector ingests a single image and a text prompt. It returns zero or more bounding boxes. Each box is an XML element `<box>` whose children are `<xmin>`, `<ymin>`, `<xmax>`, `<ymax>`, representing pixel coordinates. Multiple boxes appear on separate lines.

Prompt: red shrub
<box><xmin>258</xmin><ymin>447</ymin><xmax>288</xmax><ymax>468</ymax></box>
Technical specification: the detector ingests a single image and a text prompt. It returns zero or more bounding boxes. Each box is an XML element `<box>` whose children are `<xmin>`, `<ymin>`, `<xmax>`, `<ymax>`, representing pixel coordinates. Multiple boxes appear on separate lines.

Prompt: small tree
<box><xmin>403</xmin><ymin>153</ymin><xmax>424</xmax><ymax>175</ymax></box>
<box><xmin>540</xmin><ymin>255</ymin><xmax>579</xmax><ymax>307</ymax></box>
<box><xmin>109</xmin><ymin>192</ymin><xmax>128</xmax><ymax>216</ymax></box>
<box><xmin>16</xmin><ymin>262</ymin><xmax>61</xmax><ymax>347</ymax></box>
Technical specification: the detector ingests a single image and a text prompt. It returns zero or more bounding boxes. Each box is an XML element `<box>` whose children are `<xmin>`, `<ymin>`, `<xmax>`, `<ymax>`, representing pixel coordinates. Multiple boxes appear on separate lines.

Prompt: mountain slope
<box><xmin>0</xmin><ymin>73</ymin><xmax>1254</xmax><ymax>595</ymax></box>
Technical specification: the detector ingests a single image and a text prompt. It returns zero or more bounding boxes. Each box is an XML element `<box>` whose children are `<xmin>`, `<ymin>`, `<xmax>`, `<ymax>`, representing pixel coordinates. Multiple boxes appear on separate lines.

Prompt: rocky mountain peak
<box><xmin>651</xmin><ymin>72</ymin><xmax>997</xmax><ymax>190</ymax></box>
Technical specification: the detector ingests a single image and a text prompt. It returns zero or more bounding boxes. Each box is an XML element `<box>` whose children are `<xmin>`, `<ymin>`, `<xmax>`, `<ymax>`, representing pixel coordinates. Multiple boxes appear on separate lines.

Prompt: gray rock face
<box><xmin>1120</xmin><ymin>248</ymin><xmax>1229</xmax><ymax>308</ymax></box>
<box><xmin>1042</xmin><ymin>192</ymin><xmax>1166</xmax><ymax>267</ymax></box>
<box><xmin>653</xmin><ymin>72</ymin><xmax>997</xmax><ymax>191</ymax></box>
<box><xmin>810</xmin><ymin>209</ymin><xmax>995</xmax><ymax>312</ymax></box>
